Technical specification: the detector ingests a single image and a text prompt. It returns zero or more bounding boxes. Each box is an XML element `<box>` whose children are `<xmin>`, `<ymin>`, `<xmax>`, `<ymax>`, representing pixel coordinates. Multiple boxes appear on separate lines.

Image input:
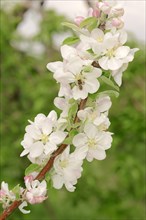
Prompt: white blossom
<box><xmin>51</xmin><ymin>146</ymin><xmax>87</xmax><ymax>192</ymax></box>
<box><xmin>47</xmin><ymin>45</ymin><xmax>102</xmax><ymax>100</ymax></box>
<box><xmin>25</xmin><ymin>179</ymin><xmax>47</xmax><ymax>204</ymax></box>
<box><xmin>0</xmin><ymin>182</ymin><xmax>16</xmax><ymax>209</ymax></box>
<box><xmin>78</xmin><ymin>95</ymin><xmax>111</xmax><ymax>130</ymax></box>
<box><xmin>20</xmin><ymin>112</ymin><xmax>67</xmax><ymax>163</ymax></box>
<box><xmin>73</xmin><ymin>124</ymin><xmax>113</xmax><ymax>162</ymax></box>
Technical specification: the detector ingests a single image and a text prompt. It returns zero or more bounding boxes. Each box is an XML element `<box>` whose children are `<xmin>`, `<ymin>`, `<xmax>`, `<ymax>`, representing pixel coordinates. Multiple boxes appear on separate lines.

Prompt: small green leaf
<box><xmin>45</xmin><ymin>172</ymin><xmax>51</xmax><ymax>183</ymax></box>
<box><xmin>12</xmin><ymin>184</ymin><xmax>21</xmax><ymax>200</ymax></box>
<box><xmin>100</xmin><ymin>76</ymin><xmax>119</xmax><ymax>91</ymax></box>
<box><xmin>83</xmin><ymin>65</ymin><xmax>93</xmax><ymax>72</ymax></box>
<box><xmin>25</xmin><ymin>164</ymin><xmax>41</xmax><ymax>176</ymax></box>
<box><xmin>86</xmin><ymin>48</ymin><xmax>95</xmax><ymax>55</ymax></box>
<box><xmin>62</xmin><ymin>22</ymin><xmax>80</xmax><ymax>32</ymax></box>
<box><xmin>99</xmin><ymin>90</ymin><xmax>119</xmax><ymax>98</ymax></box>
<box><xmin>63</xmin><ymin>129</ymin><xmax>78</xmax><ymax>145</ymax></box>
<box><xmin>89</xmin><ymin>89</ymin><xmax>119</xmax><ymax>100</ymax></box>
<box><xmin>79</xmin><ymin>17</ymin><xmax>97</xmax><ymax>29</ymax></box>
<box><xmin>62</xmin><ymin>36</ymin><xmax>80</xmax><ymax>45</ymax></box>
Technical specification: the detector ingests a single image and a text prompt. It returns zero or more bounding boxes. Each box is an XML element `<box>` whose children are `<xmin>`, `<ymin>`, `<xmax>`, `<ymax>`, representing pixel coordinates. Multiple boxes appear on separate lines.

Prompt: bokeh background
<box><xmin>0</xmin><ymin>0</ymin><xmax>145</xmax><ymax>219</ymax></box>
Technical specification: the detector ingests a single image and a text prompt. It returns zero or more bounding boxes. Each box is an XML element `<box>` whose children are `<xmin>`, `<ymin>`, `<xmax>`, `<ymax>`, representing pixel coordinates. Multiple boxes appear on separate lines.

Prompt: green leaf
<box><xmin>45</xmin><ymin>172</ymin><xmax>51</xmax><ymax>183</ymax></box>
<box><xmin>62</xmin><ymin>36</ymin><xmax>80</xmax><ymax>45</ymax></box>
<box><xmin>12</xmin><ymin>184</ymin><xmax>21</xmax><ymax>200</ymax></box>
<box><xmin>100</xmin><ymin>76</ymin><xmax>120</xmax><ymax>91</ymax></box>
<box><xmin>62</xmin><ymin>22</ymin><xmax>80</xmax><ymax>32</ymax></box>
<box><xmin>83</xmin><ymin>65</ymin><xmax>93</xmax><ymax>72</ymax></box>
<box><xmin>99</xmin><ymin>90</ymin><xmax>119</xmax><ymax>98</ymax></box>
<box><xmin>79</xmin><ymin>17</ymin><xmax>97</xmax><ymax>29</ymax></box>
<box><xmin>25</xmin><ymin>164</ymin><xmax>41</xmax><ymax>176</ymax></box>
<box><xmin>89</xmin><ymin>89</ymin><xmax>119</xmax><ymax>100</ymax></box>
<box><xmin>63</xmin><ymin>129</ymin><xmax>78</xmax><ymax>145</ymax></box>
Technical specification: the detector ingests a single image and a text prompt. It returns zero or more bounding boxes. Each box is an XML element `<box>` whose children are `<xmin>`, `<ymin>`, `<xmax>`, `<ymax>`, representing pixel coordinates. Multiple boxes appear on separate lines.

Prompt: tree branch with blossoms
<box><xmin>0</xmin><ymin>1</ymin><xmax>139</xmax><ymax>219</ymax></box>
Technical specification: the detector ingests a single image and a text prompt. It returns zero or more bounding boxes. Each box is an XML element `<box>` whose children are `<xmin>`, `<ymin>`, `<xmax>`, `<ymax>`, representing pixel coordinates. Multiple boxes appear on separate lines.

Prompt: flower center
<box><xmin>97</xmin><ymin>37</ymin><xmax>103</xmax><ymax>43</ymax></box>
<box><xmin>41</xmin><ymin>134</ymin><xmax>49</xmax><ymax>144</ymax></box>
<box><xmin>75</xmin><ymin>73</ymin><xmax>85</xmax><ymax>90</ymax></box>
<box><xmin>60</xmin><ymin>160</ymin><xmax>68</xmax><ymax>168</ymax></box>
<box><xmin>106</xmin><ymin>48</ymin><xmax>115</xmax><ymax>58</ymax></box>
<box><xmin>88</xmin><ymin>138</ymin><xmax>96</xmax><ymax>149</ymax></box>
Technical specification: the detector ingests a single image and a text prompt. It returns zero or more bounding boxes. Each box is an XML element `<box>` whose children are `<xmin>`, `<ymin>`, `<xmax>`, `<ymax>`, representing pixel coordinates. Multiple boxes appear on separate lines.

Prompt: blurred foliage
<box><xmin>0</xmin><ymin>3</ymin><xmax>145</xmax><ymax>220</ymax></box>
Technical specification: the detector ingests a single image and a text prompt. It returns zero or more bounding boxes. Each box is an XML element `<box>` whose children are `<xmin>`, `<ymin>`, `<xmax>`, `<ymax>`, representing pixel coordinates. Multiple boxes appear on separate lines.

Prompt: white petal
<box><xmin>93</xmin><ymin>149</ymin><xmax>106</xmax><ymax>160</ymax></box>
<box><xmin>66</xmin><ymin>57</ymin><xmax>83</xmax><ymax>75</ymax></box>
<box><xmin>44</xmin><ymin>142</ymin><xmax>57</xmax><ymax>155</ymax></box>
<box><xmin>52</xmin><ymin>174</ymin><xmax>64</xmax><ymax>189</ymax></box>
<box><xmin>84</xmin><ymin>78</ymin><xmax>100</xmax><ymax>94</ymax></box>
<box><xmin>88</xmin><ymin>67</ymin><xmax>102</xmax><ymax>78</ymax></box>
<box><xmin>72</xmin><ymin>145</ymin><xmax>88</xmax><ymax>160</ymax></box>
<box><xmin>97</xmin><ymin>96</ymin><xmax>112</xmax><ymax>112</ymax></box>
<box><xmin>91</xmin><ymin>28</ymin><xmax>104</xmax><ymax>40</ymax></box>
<box><xmin>112</xmin><ymin>72</ymin><xmax>123</xmax><ymax>86</ymax></box>
<box><xmin>98</xmin><ymin>56</ymin><xmax>109</xmax><ymax>70</ymax></box>
<box><xmin>49</xmin><ymin>131</ymin><xmax>67</xmax><ymax>145</ymax></box>
<box><xmin>25</xmin><ymin>124</ymin><xmax>41</xmax><ymax>139</ymax></box>
<box><xmin>84</xmin><ymin>123</ymin><xmax>97</xmax><ymax>139</ymax></box>
<box><xmin>20</xmin><ymin>149</ymin><xmax>29</xmax><ymax>157</ymax></box>
<box><xmin>46</xmin><ymin>61</ymin><xmax>63</xmax><ymax>72</ymax></box>
<box><xmin>115</xmin><ymin>46</ymin><xmax>130</xmax><ymax>59</ymax></box>
<box><xmin>61</xmin><ymin>45</ymin><xmax>77</xmax><ymax>60</ymax></box>
<box><xmin>73</xmin><ymin>133</ymin><xmax>87</xmax><ymax>147</ymax></box>
<box><xmin>29</xmin><ymin>141</ymin><xmax>44</xmax><ymax>158</ymax></box>
<box><xmin>54</xmin><ymin>97</ymin><xmax>66</xmax><ymax>110</ymax></box>
<box><xmin>19</xmin><ymin>201</ymin><xmax>30</xmax><ymax>214</ymax></box>
<box><xmin>77</xmin><ymin>109</ymin><xmax>89</xmax><ymax>121</ymax></box>
<box><xmin>99</xmin><ymin>132</ymin><xmax>113</xmax><ymax>150</ymax></box>
<box><xmin>34</xmin><ymin>114</ymin><xmax>46</xmax><ymax>126</ymax></box>
<box><xmin>108</xmin><ymin>57</ymin><xmax>122</xmax><ymax>70</ymax></box>
<box><xmin>118</xmin><ymin>30</ymin><xmax>127</xmax><ymax>45</ymax></box>
<box><xmin>41</xmin><ymin>119</ymin><xmax>52</xmax><ymax>135</ymax></box>
<box><xmin>47</xmin><ymin>110</ymin><xmax>57</xmax><ymax>124</ymax></box>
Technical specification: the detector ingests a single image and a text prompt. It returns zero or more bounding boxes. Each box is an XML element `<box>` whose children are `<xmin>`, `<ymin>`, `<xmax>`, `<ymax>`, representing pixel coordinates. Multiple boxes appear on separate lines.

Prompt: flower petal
<box><xmin>29</xmin><ymin>142</ymin><xmax>44</xmax><ymax>158</ymax></box>
<box><xmin>115</xmin><ymin>46</ymin><xmax>130</xmax><ymax>59</ymax></box>
<box><xmin>46</xmin><ymin>61</ymin><xmax>63</xmax><ymax>72</ymax></box>
<box><xmin>52</xmin><ymin>174</ymin><xmax>64</xmax><ymax>189</ymax></box>
<box><xmin>99</xmin><ymin>56</ymin><xmax>109</xmax><ymax>70</ymax></box>
<box><xmin>73</xmin><ymin>133</ymin><xmax>87</xmax><ymax>147</ymax></box>
<box><xmin>61</xmin><ymin>45</ymin><xmax>77</xmax><ymax>60</ymax></box>
<box><xmin>49</xmin><ymin>131</ymin><xmax>67</xmax><ymax>145</ymax></box>
<box><xmin>84</xmin><ymin>123</ymin><xmax>97</xmax><ymax>139</ymax></box>
<box><xmin>107</xmin><ymin>57</ymin><xmax>122</xmax><ymax>70</ymax></box>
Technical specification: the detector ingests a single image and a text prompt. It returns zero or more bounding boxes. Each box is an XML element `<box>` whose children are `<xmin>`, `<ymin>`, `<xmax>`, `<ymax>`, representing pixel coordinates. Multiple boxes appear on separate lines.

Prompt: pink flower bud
<box><xmin>112</xmin><ymin>18</ymin><xmax>124</xmax><ymax>28</ymax></box>
<box><xmin>92</xmin><ymin>9</ymin><xmax>101</xmax><ymax>18</ymax></box>
<box><xmin>0</xmin><ymin>190</ymin><xmax>6</xmax><ymax>197</ymax></box>
<box><xmin>26</xmin><ymin>193</ymin><xmax>47</xmax><ymax>204</ymax></box>
<box><xmin>24</xmin><ymin>175</ymin><xmax>34</xmax><ymax>183</ymax></box>
<box><xmin>75</xmin><ymin>16</ymin><xmax>84</xmax><ymax>26</ymax></box>
<box><xmin>99</xmin><ymin>2</ymin><xmax>111</xmax><ymax>14</ymax></box>
<box><xmin>111</xmin><ymin>8</ymin><xmax>124</xmax><ymax>17</ymax></box>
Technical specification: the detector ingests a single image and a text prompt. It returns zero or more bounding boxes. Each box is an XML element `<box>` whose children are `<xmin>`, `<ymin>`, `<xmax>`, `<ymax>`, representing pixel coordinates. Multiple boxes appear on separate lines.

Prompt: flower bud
<box><xmin>92</xmin><ymin>9</ymin><xmax>101</xmax><ymax>18</ymax></box>
<box><xmin>112</xmin><ymin>18</ymin><xmax>124</xmax><ymax>29</ymax></box>
<box><xmin>75</xmin><ymin>16</ymin><xmax>84</xmax><ymax>26</ymax></box>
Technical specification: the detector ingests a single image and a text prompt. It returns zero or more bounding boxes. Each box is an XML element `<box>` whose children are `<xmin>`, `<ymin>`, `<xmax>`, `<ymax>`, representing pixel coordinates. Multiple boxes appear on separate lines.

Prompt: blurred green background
<box><xmin>0</xmin><ymin>2</ymin><xmax>145</xmax><ymax>220</ymax></box>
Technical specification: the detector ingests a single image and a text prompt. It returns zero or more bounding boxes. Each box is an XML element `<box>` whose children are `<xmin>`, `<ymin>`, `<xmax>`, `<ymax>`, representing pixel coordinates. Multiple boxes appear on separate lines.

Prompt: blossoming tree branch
<box><xmin>0</xmin><ymin>1</ymin><xmax>138</xmax><ymax>219</ymax></box>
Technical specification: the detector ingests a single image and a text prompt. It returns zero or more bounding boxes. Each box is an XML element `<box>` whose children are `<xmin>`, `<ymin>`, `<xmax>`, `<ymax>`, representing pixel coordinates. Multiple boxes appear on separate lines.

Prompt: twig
<box><xmin>86</xmin><ymin>0</ymin><xmax>93</xmax><ymax>8</ymax></box>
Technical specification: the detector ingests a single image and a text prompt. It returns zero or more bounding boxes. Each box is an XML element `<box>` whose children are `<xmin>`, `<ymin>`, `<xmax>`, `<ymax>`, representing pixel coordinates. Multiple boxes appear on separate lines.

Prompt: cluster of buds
<box><xmin>0</xmin><ymin>0</ymin><xmax>138</xmax><ymax>216</ymax></box>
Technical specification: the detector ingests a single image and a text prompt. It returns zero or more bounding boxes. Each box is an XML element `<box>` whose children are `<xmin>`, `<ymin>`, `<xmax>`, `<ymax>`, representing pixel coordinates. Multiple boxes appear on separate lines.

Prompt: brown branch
<box><xmin>0</xmin><ymin>98</ymin><xmax>87</xmax><ymax>220</ymax></box>
<box><xmin>86</xmin><ymin>0</ymin><xmax>93</xmax><ymax>8</ymax></box>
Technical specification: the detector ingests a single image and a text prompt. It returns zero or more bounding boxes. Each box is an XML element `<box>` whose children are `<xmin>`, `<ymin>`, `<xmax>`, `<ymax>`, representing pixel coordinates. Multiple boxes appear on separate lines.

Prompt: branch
<box><xmin>86</xmin><ymin>0</ymin><xmax>93</xmax><ymax>8</ymax></box>
<box><xmin>0</xmin><ymin>98</ymin><xmax>87</xmax><ymax>220</ymax></box>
